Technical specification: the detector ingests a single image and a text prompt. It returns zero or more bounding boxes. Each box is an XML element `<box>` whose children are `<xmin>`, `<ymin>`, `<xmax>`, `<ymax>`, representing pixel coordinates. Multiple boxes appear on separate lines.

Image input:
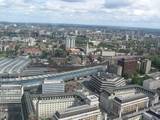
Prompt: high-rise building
<box><xmin>126</xmin><ymin>34</ymin><xmax>129</xmax><ymax>41</ymax></box>
<box><xmin>140</xmin><ymin>59</ymin><xmax>151</xmax><ymax>74</ymax></box>
<box><xmin>42</xmin><ymin>79</ymin><xmax>65</xmax><ymax>94</ymax></box>
<box><xmin>0</xmin><ymin>84</ymin><xmax>23</xmax><ymax>104</ymax></box>
<box><xmin>65</xmin><ymin>35</ymin><xmax>76</xmax><ymax>49</ymax></box>
<box><xmin>118</xmin><ymin>58</ymin><xmax>138</xmax><ymax>77</ymax></box>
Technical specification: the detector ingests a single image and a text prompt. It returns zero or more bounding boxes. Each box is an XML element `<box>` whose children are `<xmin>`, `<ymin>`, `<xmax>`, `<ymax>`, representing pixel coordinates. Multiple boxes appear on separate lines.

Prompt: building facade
<box><xmin>53</xmin><ymin>95</ymin><xmax>102</xmax><ymax>120</ymax></box>
<box><xmin>65</xmin><ymin>35</ymin><xmax>76</xmax><ymax>49</ymax></box>
<box><xmin>90</xmin><ymin>72</ymin><xmax>126</xmax><ymax>93</ymax></box>
<box><xmin>118</xmin><ymin>58</ymin><xmax>138</xmax><ymax>77</ymax></box>
<box><xmin>100</xmin><ymin>85</ymin><xmax>159</xmax><ymax>119</ymax></box>
<box><xmin>0</xmin><ymin>84</ymin><xmax>23</xmax><ymax>104</ymax></box>
<box><xmin>22</xmin><ymin>93</ymin><xmax>86</xmax><ymax>120</ymax></box>
<box><xmin>140</xmin><ymin>59</ymin><xmax>151</xmax><ymax>74</ymax></box>
<box><xmin>42</xmin><ymin>79</ymin><xmax>65</xmax><ymax>94</ymax></box>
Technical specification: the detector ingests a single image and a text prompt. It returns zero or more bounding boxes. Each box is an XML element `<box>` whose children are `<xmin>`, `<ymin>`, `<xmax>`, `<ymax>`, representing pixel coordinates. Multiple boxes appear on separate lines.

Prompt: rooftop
<box><xmin>93</xmin><ymin>72</ymin><xmax>123</xmax><ymax>82</ymax></box>
<box><xmin>114</xmin><ymin>93</ymin><xmax>148</xmax><ymax>103</ymax></box>
<box><xmin>0</xmin><ymin>84</ymin><xmax>22</xmax><ymax>89</ymax></box>
<box><xmin>54</xmin><ymin>104</ymin><xmax>99</xmax><ymax>119</ymax></box>
<box><xmin>103</xmin><ymin>85</ymin><xmax>156</xmax><ymax>96</ymax></box>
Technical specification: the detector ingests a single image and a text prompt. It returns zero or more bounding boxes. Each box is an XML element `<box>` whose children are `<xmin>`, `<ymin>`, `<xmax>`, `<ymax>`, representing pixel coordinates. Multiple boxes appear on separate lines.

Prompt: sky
<box><xmin>0</xmin><ymin>0</ymin><xmax>160</xmax><ymax>28</ymax></box>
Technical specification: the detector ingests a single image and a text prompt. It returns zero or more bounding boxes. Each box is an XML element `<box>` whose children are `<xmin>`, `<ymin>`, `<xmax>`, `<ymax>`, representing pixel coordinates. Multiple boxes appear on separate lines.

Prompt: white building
<box><xmin>0</xmin><ymin>84</ymin><xmax>23</xmax><ymax>104</ymax></box>
<box><xmin>126</xmin><ymin>34</ymin><xmax>129</xmax><ymax>41</ymax></box>
<box><xmin>140</xmin><ymin>59</ymin><xmax>151</xmax><ymax>74</ymax></box>
<box><xmin>25</xmin><ymin>93</ymin><xmax>85</xmax><ymax>119</ymax></box>
<box><xmin>42</xmin><ymin>79</ymin><xmax>65</xmax><ymax>94</ymax></box>
<box><xmin>100</xmin><ymin>85</ymin><xmax>159</xmax><ymax>119</ymax></box>
<box><xmin>65</xmin><ymin>35</ymin><xmax>76</xmax><ymax>49</ymax></box>
<box><xmin>143</xmin><ymin>72</ymin><xmax>160</xmax><ymax>90</ymax></box>
<box><xmin>22</xmin><ymin>93</ymin><xmax>103</xmax><ymax>120</ymax></box>
<box><xmin>53</xmin><ymin>95</ymin><xmax>102</xmax><ymax>120</ymax></box>
<box><xmin>101</xmin><ymin>51</ymin><xmax>116</xmax><ymax>57</ymax></box>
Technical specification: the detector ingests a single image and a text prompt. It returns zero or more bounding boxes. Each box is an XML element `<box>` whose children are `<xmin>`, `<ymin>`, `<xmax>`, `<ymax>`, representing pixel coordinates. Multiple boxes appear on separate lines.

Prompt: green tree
<box><xmin>150</xmin><ymin>55</ymin><xmax>160</xmax><ymax>70</ymax></box>
<box><xmin>54</xmin><ymin>48</ymin><xmax>66</xmax><ymax>57</ymax></box>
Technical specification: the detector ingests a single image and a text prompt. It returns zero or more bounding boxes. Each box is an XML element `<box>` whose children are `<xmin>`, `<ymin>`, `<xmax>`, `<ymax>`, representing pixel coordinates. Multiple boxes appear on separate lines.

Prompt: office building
<box><xmin>108</xmin><ymin>64</ymin><xmax>123</xmax><ymax>76</ymax></box>
<box><xmin>53</xmin><ymin>95</ymin><xmax>102</xmax><ymax>120</ymax></box>
<box><xmin>112</xmin><ymin>93</ymin><xmax>149</xmax><ymax>118</ymax></box>
<box><xmin>100</xmin><ymin>85</ymin><xmax>159</xmax><ymax>119</ymax></box>
<box><xmin>147</xmin><ymin>72</ymin><xmax>160</xmax><ymax>80</ymax></box>
<box><xmin>143</xmin><ymin>72</ymin><xmax>160</xmax><ymax>90</ymax></box>
<box><xmin>0</xmin><ymin>84</ymin><xmax>23</xmax><ymax>104</ymax></box>
<box><xmin>144</xmin><ymin>72</ymin><xmax>160</xmax><ymax>89</ymax></box>
<box><xmin>22</xmin><ymin>92</ymin><xmax>86</xmax><ymax>120</ymax></box>
<box><xmin>140</xmin><ymin>59</ymin><xmax>151</xmax><ymax>74</ymax></box>
<box><xmin>90</xmin><ymin>72</ymin><xmax>126</xmax><ymax>93</ymax></box>
<box><xmin>143</xmin><ymin>110</ymin><xmax>160</xmax><ymax>120</ymax></box>
<box><xmin>65</xmin><ymin>35</ymin><xmax>76</xmax><ymax>49</ymax></box>
<box><xmin>126</xmin><ymin>34</ymin><xmax>129</xmax><ymax>41</ymax></box>
<box><xmin>53</xmin><ymin>105</ymin><xmax>101</xmax><ymax>120</ymax></box>
<box><xmin>143</xmin><ymin>78</ymin><xmax>160</xmax><ymax>90</ymax></box>
<box><xmin>42</xmin><ymin>79</ymin><xmax>65</xmax><ymax>94</ymax></box>
<box><xmin>118</xmin><ymin>58</ymin><xmax>138</xmax><ymax>77</ymax></box>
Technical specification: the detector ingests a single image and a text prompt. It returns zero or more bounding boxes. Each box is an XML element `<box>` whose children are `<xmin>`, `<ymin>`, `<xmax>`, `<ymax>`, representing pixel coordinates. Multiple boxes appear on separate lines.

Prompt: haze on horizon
<box><xmin>0</xmin><ymin>0</ymin><xmax>160</xmax><ymax>29</ymax></box>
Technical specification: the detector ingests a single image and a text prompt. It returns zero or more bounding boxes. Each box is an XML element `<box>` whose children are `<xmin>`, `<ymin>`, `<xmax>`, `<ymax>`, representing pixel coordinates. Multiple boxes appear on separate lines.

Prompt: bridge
<box><xmin>0</xmin><ymin>65</ymin><xmax>106</xmax><ymax>88</ymax></box>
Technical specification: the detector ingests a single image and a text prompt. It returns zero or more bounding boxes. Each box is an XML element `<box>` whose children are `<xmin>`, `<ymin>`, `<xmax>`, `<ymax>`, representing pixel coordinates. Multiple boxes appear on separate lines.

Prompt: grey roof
<box><xmin>102</xmin><ymin>85</ymin><xmax>156</xmax><ymax>96</ymax></box>
<box><xmin>30</xmin><ymin>92</ymin><xmax>86</xmax><ymax>100</ymax></box>
<box><xmin>114</xmin><ymin>93</ymin><xmax>148</xmax><ymax>103</ymax></box>
<box><xmin>54</xmin><ymin>105</ymin><xmax>99</xmax><ymax>118</ymax></box>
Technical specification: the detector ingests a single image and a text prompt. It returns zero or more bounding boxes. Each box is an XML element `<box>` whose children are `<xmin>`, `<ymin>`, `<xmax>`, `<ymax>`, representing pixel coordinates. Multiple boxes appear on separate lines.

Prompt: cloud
<box><xmin>61</xmin><ymin>0</ymin><xmax>85</xmax><ymax>2</ymax></box>
<box><xmin>0</xmin><ymin>0</ymin><xmax>160</xmax><ymax>28</ymax></box>
<box><xmin>104</xmin><ymin>0</ymin><xmax>134</xmax><ymax>9</ymax></box>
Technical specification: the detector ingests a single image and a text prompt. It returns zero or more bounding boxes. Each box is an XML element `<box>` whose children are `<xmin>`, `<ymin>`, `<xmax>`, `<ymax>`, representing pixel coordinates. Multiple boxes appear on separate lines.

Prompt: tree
<box><xmin>54</xmin><ymin>48</ymin><xmax>66</xmax><ymax>57</ymax></box>
<box><xmin>40</xmin><ymin>51</ymin><xmax>49</xmax><ymax>59</ymax></box>
<box><xmin>150</xmin><ymin>55</ymin><xmax>160</xmax><ymax>70</ymax></box>
<box><xmin>131</xmin><ymin>75</ymin><xmax>150</xmax><ymax>86</ymax></box>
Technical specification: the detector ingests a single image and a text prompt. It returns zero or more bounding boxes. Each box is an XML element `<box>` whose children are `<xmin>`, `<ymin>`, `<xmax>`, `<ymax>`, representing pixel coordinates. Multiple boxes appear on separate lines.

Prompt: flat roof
<box><xmin>103</xmin><ymin>85</ymin><xmax>156</xmax><ymax>96</ymax></box>
<box><xmin>114</xmin><ymin>93</ymin><xmax>148</xmax><ymax>103</ymax></box>
<box><xmin>55</xmin><ymin>105</ymin><xmax>99</xmax><ymax>118</ymax></box>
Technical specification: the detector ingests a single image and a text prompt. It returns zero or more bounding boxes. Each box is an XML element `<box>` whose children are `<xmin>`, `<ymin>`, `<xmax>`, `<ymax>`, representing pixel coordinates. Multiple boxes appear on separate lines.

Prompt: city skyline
<box><xmin>0</xmin><ymin>0</ymin><xmax>160</xmax><ymax>29</ymax></box>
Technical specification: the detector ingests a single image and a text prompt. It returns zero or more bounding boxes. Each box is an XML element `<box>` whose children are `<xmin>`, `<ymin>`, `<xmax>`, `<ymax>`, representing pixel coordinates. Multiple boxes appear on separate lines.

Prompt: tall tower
<box><xmin>126</xmin><ymin>34</ymin><xmax>129</xmax><ymax>41</ymax></box>
<box><xmin>86</xmin><ymin>42</ymin><xmax>89</xmax><ymax>55</ymax></box>
<box><xmin>65</xmin><ymin>35</ymin><xmax>76</xmax><ymax>49</ymax></box>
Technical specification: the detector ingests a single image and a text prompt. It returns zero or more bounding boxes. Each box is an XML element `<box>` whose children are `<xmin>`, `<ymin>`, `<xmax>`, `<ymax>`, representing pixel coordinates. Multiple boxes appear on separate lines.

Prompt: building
<box><xmin>101</xmin><ymin>51</ymin><xmax>116</xmax><ymax>57</ymax></box>
<box><xmin>53</xmin><ymin>105</ymin><xmax>101</xmax><ymax>120</ymax></box>
<box><xmin>22</xmin><ymin>47</ymin><xmax>42</xmax><ymax>56</ymax></box>
<box><xmin>140</xmin><ymin>59</ymin><xmax>151</xmax><ymax>74</ymax></box>
<box><xmin>108</xmin><ymin>64</ymin><xmax>123</xmax><ymax>76</ymax></box>
<box><xmin>65</xmin><ymin>35</ymin><xmax>76</xmax><ymax>49</ymax></box>
<box><xmin>143</xmin><ymin>72</ymin><xmax>160</xmax><ymax>90</ymax></box>
<box><xmin>143</xmin><ymin>110</ymin><xmax>160</xmax><ymax>120</ymax></box>
<box><xmin>0</xmin><ymin>84</ymin><xmax>23</xmax><ymax>104</ymax></box>
<box><xmin>22</xmin><ymin>92</ymin><xmax>86</xmax><ymax>120</ymax></box>
<box><xmin>126</xmin><ymin>34</ymin><xmax>129</xmax><ymax>41</ymax></box>
<box><xmin>143</xmin><ymin>78</ymin><xmax>160</xmax><ymax>90</ymax></box>
<box><xmin>50</xmin><ymin>57</ymin><xmax>67</xmax><ymax>66</ymax></box>
<box><xmin>42</xmin><ymin>79</ymin><xmax>65</xmax><ymax>94</ymax></box>
<box><xmin>118</xmin><ymin>58</ymin><xmax>138</xmax><ymax>77</ymax></box>
<box><xmin>147</xmin><ymin>72</ymin><xmax>160</xmax><ymax>80</ymax></box>
<box><xmin>90</xmin><ymin>72</ymin><xmax>126</xmax><ymax>93</ymax></box>
<box><xmin>112</xmin><ymin>93</ymin><xmax>149</xmax><ymax>118</ymax></box>
<box><xmin>53</xmin><ymin>95</ymin><xmax>102</xmax><ymax>120</ymax></box>
<box><xmin>100</xmin><ymin>85</ymin><xmax>159</xmax><ymax>119</ymax></box>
